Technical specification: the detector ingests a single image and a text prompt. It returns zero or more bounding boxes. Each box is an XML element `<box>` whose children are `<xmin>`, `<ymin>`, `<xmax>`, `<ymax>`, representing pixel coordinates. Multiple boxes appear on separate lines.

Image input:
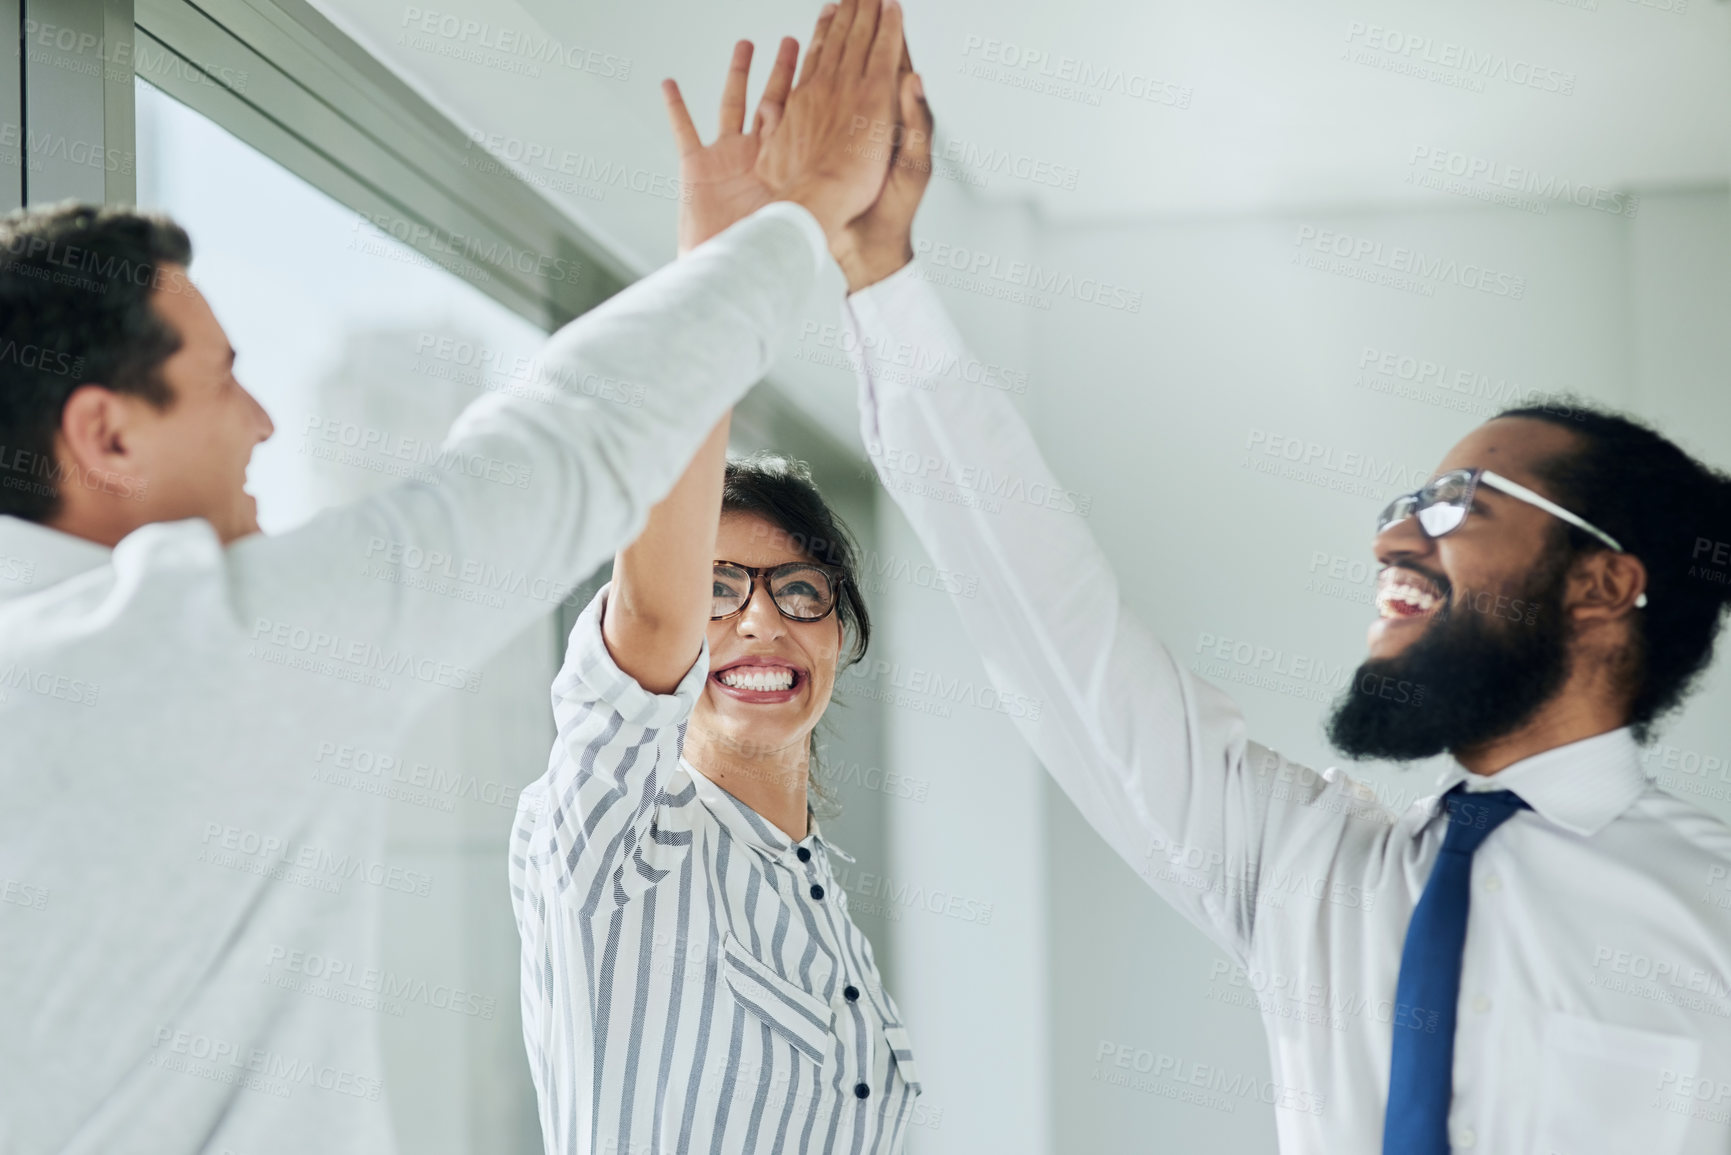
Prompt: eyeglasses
<box><xmin>1376</xmin><ymin>467</ymin><xmax>1648</xmax><ymax>607</ymax></box>
<box><xmin>711</xmin><ymin>561</ymin><xmax>845</xmax><ymax>623</ymax></box>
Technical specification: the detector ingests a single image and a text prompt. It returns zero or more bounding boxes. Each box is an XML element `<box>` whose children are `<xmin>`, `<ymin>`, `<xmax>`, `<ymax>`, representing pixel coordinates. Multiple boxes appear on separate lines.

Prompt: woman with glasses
<box><xmin>509</xmin><ymin>412</ymin><xmax>922</xmax><ymax>1155</ymax></box>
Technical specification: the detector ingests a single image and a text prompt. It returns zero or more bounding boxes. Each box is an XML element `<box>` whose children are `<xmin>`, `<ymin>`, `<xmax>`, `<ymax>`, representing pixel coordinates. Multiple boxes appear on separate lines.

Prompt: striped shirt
<box><xmin>510</xmin><ymin>585</ymin><xmax>922</xmax><ymax>1155</ymax></box>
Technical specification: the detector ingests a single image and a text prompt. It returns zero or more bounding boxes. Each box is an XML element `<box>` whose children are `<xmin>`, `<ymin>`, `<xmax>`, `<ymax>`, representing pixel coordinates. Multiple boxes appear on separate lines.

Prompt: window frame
<box><xmin>1</xmin><ymin>0</ymin><xmax>19</xmax><ymax>210</ymax></box>
<box><xmin>132</xmin><ymin>0</ymin><xmax>629</xmax><ymax>329</ymax></box>
<box><xmin>6</xmin><ymin>0</ymin><xmax>136</xmax><ymax>210</ymax></box>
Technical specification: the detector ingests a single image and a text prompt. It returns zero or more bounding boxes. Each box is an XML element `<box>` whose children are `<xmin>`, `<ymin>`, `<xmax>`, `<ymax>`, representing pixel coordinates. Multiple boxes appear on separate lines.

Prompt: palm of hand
<box><xmin>680</xmin><ymin>134</ymin><xmax>773</xmax><ymax>254</ymax></box>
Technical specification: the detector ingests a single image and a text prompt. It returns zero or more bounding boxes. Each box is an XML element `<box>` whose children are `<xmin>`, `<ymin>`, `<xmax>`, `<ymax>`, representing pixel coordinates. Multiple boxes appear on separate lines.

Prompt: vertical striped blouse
<box><xmin>510</xmin><ymin>585</ymin><xmax>922</xmax><ymax>1155</ymax></box>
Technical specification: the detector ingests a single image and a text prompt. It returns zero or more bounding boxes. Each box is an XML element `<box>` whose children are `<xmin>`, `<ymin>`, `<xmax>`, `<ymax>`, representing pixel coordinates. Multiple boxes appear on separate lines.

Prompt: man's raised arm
<box><xmin>834</xmin><ymin>80</ymin><xmax>1374</xmax><ymax>961</ymax></box>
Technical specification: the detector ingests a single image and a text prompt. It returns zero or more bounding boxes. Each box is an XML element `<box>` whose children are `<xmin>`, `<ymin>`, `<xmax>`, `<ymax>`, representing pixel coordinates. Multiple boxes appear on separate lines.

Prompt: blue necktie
<box><xmin>1382</xmin><ymin>785</ymin><xmax>1530</xmax><ymax>1155</ymax></box>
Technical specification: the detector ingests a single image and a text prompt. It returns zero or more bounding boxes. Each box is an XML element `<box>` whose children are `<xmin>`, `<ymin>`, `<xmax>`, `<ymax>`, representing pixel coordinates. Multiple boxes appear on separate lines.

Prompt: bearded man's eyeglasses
<box><xmin>1376</xmin><ymin>467</ymin><xmax>1648</xmax><ymax>608</ymax></box>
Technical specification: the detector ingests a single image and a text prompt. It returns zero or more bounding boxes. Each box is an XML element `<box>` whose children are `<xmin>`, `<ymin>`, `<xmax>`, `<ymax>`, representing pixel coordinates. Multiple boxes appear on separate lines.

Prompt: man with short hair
<box><xmin>0</xmin><ymin>8</ymin><xmax>904</xmax><ymax>1144</ymax></box>
<box><xmin>828</xmin><ymin>70</ymin><xmax>1731</xmax><ymax>1154</ymax></box>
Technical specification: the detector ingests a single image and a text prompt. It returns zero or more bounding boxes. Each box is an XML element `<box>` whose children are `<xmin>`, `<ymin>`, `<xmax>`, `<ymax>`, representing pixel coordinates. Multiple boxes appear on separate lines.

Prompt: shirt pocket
<box><xmin>1532</xmin><ymin>1010</ymin><xmax>1700</xmax><ymax>1155</ymax></box>
<box><xmin>719</xmin><ymin>931</ymin><xmax>835</xmax><ymax>1066</ymax></box>
<box><xmin>883</xmin><ymin>1024</ymin><xmax>923</xmax><ymax>1094</ymax></box>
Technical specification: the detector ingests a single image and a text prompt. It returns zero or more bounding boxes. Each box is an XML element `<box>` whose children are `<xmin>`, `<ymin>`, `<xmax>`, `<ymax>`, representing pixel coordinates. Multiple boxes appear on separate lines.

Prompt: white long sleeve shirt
<box><xmin>842</xmin><ymin>262</ymin><xmax>1731</xmax><ymax>1155</ymax></box>
<box><xmin>0</xmin><ymin>202</ymin><xmax>830</xmax><ymax>1155</ymax></box>
<box><xmin>510</xmin><ymin>586</ymin><xmax>921</xmax><ymax>1155</ymax></box>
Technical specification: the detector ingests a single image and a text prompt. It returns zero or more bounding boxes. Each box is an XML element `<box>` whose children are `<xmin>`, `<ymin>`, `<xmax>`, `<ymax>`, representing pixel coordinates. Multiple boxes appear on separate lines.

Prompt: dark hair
<box><xmin>1495</xmin><ymin>398</ymin><xmax>1731</xmax><ymax>742</ymax></box>
<box><xmin>0</xmin><ymin>203</ymin><xmax>191</xmax><ymax>521</ymax></box>
<box><xmin>721</xmin><ymin>452</ymin><xmax>872</xmax><ymax>668</ymax></box>
<box><xmin>721</xmin><ymin>452</ymin><xmax>872</xmax><ymax>812</ymax></box>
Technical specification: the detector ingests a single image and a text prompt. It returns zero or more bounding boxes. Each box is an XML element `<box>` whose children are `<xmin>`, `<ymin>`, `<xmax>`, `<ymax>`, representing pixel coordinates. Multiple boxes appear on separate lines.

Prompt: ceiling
<box><xmin>314</xmin><ymin>0</ymin><xmax>1730</xmax><ymax>270</ymax></box>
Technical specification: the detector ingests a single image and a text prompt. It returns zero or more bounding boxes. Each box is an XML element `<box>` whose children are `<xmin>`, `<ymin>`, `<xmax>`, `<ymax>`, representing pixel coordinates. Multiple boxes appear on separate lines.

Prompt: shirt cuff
<box><xmin>758</xmin><ymin>200</ymin><xmax>835</xmax><ymax>284</ymax></box>
<box><xmin>561</xmin><ymin>583</ymin><xmax>710</xmax><ymax>730</ymax></box>
<box><xmin>843</xmin><ymin>259</ymin><xmax>945</xmax><ymax>345</ymax></box>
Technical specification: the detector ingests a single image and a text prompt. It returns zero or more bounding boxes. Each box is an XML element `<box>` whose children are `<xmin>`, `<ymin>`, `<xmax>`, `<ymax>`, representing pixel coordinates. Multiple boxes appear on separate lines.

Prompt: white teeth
<box><xmin>719</xmin><ymin>667</ymin><xmax>795</xmax><ymax>692</ymax></box>
<box><xmin>1376</xmin><ymin>582</ymin><xmax>1441</xmax><ymax>620</ymax></box>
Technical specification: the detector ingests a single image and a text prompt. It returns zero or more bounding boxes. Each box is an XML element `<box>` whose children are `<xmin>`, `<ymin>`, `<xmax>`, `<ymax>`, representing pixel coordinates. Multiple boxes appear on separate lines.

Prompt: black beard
<box><xmin>1326</xmin><ymin>553</ymin><xmax>1574</xmax><ymax>762</ymax></box>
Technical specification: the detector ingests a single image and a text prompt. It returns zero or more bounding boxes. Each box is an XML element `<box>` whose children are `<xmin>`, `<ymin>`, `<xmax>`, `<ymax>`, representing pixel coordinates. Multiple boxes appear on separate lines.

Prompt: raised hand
<box><xmin>662</xmin><ymin>37</ymin><xmax>800</xmax><ymax>255</ymax></box>
<box><xmin>832</xmin><ymin>42</ymin><xmax>932</xmax><ymax>293</ymax></box>
<box><xmin>754</xmin><ymin>0</ymin><xmax>905</xmax><ymax>241</ymax></box>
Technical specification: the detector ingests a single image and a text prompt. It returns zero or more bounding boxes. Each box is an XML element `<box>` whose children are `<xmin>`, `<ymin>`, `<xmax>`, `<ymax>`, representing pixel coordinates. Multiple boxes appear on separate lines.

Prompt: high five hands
<box><xmin>661</xmin><ymin>0</ymin><xmax>934</xmax><ymax>292</ymax></box>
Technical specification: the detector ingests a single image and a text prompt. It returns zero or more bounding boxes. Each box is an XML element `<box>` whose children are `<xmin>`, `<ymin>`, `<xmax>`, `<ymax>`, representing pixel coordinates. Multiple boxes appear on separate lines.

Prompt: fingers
<box><xmin>815</xmin><ymin>0</ymin><xmax>858</xmax><ymax>79</ymax></box>
<box><xmin>865</xmin><ymin>0</ymin><xmax>903</xmax><ymax>85</ymax></box>
<box><xmin>661</xmin><ymin>79</ymin><xmax>703</xmax><ymax>156</ymax></box>
<box><xmin>719</xmin><ymin>40</ymin><xmax>753</xmax><ymax>136</ymax></box>
<box><xmin>796</xmin><ymin>4</ymin><xmax>837</xmax><ymax>87</ymax></box>
<box><xmin>753</xmin><ymin>37</ymin><xmax>798</xmax><ymax>135</ymax></box>
<box><xmin>894</xmin><ymin>70</ymin><xmax>932</xmax><ymax>180</ymax></box>
<box><xmin>840</xmin><ymin>0</ymin><xmax>882</xmax><ymax>78</ymax></box>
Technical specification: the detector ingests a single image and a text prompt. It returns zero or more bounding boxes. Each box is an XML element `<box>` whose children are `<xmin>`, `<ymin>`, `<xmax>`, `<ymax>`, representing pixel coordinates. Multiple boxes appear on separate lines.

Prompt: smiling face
<box><xmin>129</xmin><ymin>269</ymin><xmax>275</xmax><ymax>542</ymax></box>
<box><xmin>52</xmin><ymin>267</ymin><xmax>274</xmax><ymax>544</ymax></box>
<box><xmin>1329</xmin><ymin>417</ymin><xmax>1594</xmax><ymax>760</ymax></box>
<box><xmin>1365</xmin><ymin>417</ymin><xmax>1587</xmax><ymax>660</ymax></box>
<box><xmin>692</xmin><ymin>512</ymin><xmax>844</xmax><ymax>760</ymax></box>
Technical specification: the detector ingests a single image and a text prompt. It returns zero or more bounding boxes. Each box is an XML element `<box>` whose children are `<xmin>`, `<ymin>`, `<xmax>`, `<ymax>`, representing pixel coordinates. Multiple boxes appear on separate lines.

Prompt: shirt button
<box><xmin>1472</xmin><ymin>995</ymin><xmax>1491</xmax><ymax>1014</ymax></box>
<box><xmin>844</xmin><ymin>985</ymin><xmax>860</xmax><ymax>1001</ymax></box>
<box><xmin>854</xmin><ymin>1083</ymin><xmax>870</xmax><ymax>1099</ymax></box>
<box><xmin>1454</xmin><ymin>1128</ymin><xmax>1476</xmax><ymax>1149</ymax></box>
<box><xmin>810</xmin><ymin>884</ymin><xmax>825</xmax><ymax>900</ymax></box>
<box><xmin>1482</xmin><ymin>874</ymin><xmax>1502</xmax><ymax>892</ymax></box>
<box><xmin>797</xmin><ymin>847</ymin><xmax>812</xmax><ymax>863</ymax></box>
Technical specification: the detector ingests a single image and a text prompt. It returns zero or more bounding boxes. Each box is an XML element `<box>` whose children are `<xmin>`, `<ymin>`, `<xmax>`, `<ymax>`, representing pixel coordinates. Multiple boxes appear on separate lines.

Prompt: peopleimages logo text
<box><xmin>398</xmin><ymin>8</ymin><xmax>630</xmax><ymax>80</ymax></box>
<box><xmin>249</xmin><ymin>616</ymin><xmax>482</xmax><ymax>694</ymax></box>
<box><xmin>871</xmin><ymin>444</ymin><xmax>1093</xmax><ymax>516</ymax></box>
<box><xmin>301</xmin><ymin>416</ymin><xmax>532</xmax><ymax>488</ymax></box>
<box><xmin>1408</xmin><ymin>146</ymin><xmax>1638</xmax><ymax>217</ymax></box>
<box><xmin>912</xmin><ymin>239</ymin><xmax>1143</xmax><ymax>313</ymax></box>
<box><xmin>1293</xmin><ymin>227</ymin><xmax>1527</xmax><ymax>300</ymax></box>
<box><xmin>957</xmin><ymin>36</ymin><xmax>1194</xmax><ymax>109</ymax></box>
<box><xmin>1342</xmin><ymin>22</ymin><xmax>1575</xmax><ymax>95</ymax></box>
<box><xmin>350</xmin><ymin>210</ymin><xmax>583</xmax><ymax>285</ymax></box>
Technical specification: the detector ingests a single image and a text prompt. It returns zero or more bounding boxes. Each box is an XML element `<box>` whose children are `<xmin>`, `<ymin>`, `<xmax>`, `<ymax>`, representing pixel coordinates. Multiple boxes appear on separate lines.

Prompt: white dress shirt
<box><xmin>510</xmin><ymin>586</ymin><xmax>922</xmax><ymax>1155</ymax></box>
<box><xmin>0</xmin><ymin>202</ymin><xmax>830</xmax><ymax>1155</ymax></box>
<box><xmin>841</xmin><ymin>262</ymin><xmax>1731</xmax><ymax>1154</ymax></box>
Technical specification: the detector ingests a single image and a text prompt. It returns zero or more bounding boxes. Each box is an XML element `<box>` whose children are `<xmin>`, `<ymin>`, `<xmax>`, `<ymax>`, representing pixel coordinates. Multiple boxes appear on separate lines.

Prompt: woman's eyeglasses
<box><xmin>711</xmin><ymin>562</ymin><xmax>845</xmax><ymax>623</ymax></box>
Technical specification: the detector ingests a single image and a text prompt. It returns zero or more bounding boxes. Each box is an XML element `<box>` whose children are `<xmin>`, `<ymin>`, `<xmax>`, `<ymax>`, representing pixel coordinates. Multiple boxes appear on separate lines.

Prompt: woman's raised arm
<box><xmin>602</xmin><ymin>415</ymin><xmax>730</xmax><ymax>693</ymax></box>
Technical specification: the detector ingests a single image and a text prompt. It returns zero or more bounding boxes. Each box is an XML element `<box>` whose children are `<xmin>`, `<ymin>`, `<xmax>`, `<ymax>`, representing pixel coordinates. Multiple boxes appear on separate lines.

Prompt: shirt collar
<box><xmin>1426</xmin><ymin>726</ymin><xmax>1647</xmax><ymax>838</ymax></box>
<box><xmin>680</xmin><ymin>756</ymin><xmax>841</xmax><ymax>862</ymax></box>
<box><xmin>0</xmin><ymin>516</ymin><xmax>111</xmax><ymax>604</ymax></box>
